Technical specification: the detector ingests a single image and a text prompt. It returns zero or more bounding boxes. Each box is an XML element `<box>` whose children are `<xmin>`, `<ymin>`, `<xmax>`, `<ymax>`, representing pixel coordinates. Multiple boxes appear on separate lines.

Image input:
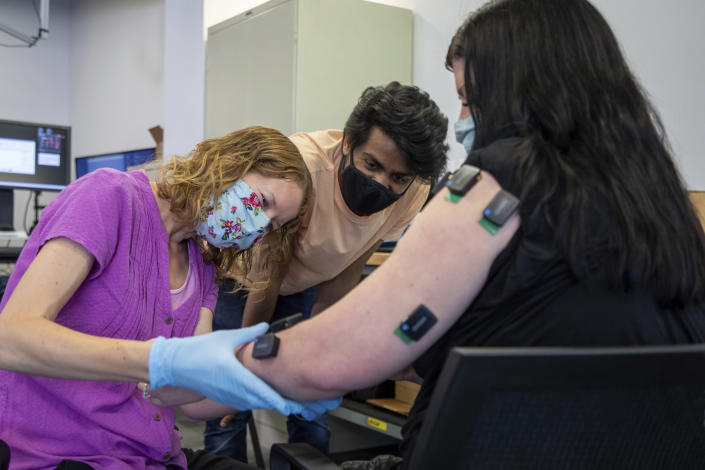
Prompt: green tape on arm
<box><xmin>394</xmin><ymin>326</ymin><xmax>412</xmax><ymax>345</ymax></box>
<box><xmin>479</xmin><ymin>216</ymin><xmax>500</xmax><ymax>234</ymax></box>
<box><xmin>444</xmin><ymin>193</ymin><xmax>462</xmax><ymax>203</ymax></box>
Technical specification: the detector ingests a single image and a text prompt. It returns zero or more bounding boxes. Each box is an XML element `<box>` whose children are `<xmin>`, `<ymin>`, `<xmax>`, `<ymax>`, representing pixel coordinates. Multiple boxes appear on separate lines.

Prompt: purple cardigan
<box><xmin>0</xmin><ymin>169</ymin><xmax>218</xmax><ymax>469</ymax></box>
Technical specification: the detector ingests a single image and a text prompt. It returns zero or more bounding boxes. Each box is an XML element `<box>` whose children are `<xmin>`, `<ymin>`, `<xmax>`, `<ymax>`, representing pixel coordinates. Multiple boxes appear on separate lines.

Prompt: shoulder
<box><xmin>289</xmin><ymin>129</ymin><xmax>342</xmax><ymax>151</ymax></box>
<box><xmin>466</xmin><ymin>137</ymin><xmax>524</xmax><ymax>195</ymax></box>
<box><xmin>54</xmin><ymin>169</ymin><xmax>152</xmax><ymax>220</ymax></box>
<box><xmin>289</xmin><ymin>130</ymin><xmax>343</xmax><ymax>174</ymax></box>
<box><xmin>72</xmin><ymin>168</ymin><xmax>148</xmax><ymax>196</ymax></box>
<box><xmin>393</xmin><ymin>180</ymin><xmax>430</xmax><ymax>216</ymax></box>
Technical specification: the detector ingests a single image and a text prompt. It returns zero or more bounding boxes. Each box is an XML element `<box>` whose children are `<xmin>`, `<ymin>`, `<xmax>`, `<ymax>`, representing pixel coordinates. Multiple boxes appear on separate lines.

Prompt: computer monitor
<box><xmin>75</xmin><ymin>148</ymin><xmax>156</xmax><ymax>180</ymax></box>
<box><xmin>0</xmin><ymin>119</ymin><xmax>71</xmax><ymax>191</ymax></box>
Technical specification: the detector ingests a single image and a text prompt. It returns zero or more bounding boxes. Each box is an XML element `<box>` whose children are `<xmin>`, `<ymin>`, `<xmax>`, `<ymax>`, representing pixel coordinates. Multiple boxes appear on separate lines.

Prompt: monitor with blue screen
<box><xmin>75</xmin><ymin>148</ymin><xmax>156</xmax><ymax>180</ymax></box>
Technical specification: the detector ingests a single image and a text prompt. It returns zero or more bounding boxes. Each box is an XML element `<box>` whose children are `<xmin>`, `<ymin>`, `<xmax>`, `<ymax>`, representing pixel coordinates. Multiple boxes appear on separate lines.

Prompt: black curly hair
<box><xmin>343</xmin><ymin>82</ymin><xmax>449</xmax><ymax>185</ymax></box>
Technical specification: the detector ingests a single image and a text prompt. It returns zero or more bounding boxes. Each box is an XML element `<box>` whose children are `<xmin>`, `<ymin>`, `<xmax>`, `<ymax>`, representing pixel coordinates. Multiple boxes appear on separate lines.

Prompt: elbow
<box><xmin>291</xmin><ymin>357</ymin><xmax>355</xmax><ymax>400</ymax></box>
<box><xmin>179</xmin><ymin>401</ymin><xmax>232</xmax><ymax>422</ymax></box>
<box><xmin>178</xmin><ymin>405</ymin><xmax>203</xmax><ymax>422</ymax></box>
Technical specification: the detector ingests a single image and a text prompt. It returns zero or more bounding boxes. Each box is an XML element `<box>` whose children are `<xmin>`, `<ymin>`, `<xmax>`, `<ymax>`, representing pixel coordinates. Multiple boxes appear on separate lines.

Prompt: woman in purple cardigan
<box><xmin>0</xmin><ymin>126</ymin><xmax>337</xmax><ymax>470</ymax></box>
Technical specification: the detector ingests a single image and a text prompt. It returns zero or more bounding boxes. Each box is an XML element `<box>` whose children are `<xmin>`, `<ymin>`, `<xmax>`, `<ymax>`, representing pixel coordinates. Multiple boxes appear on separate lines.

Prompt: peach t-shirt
<box><xmin>279</xmin><ymin>129</ymin><xmax>429</xmax><ymax>296</ymax></box>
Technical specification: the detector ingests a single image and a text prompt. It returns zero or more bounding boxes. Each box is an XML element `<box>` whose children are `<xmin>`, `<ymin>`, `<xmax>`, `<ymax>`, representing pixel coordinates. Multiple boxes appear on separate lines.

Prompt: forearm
<box><xmin>239</xmin><ymin>175</ymin><xmax>520</xmax><ymax>401</ymax></box>
<box><xmin>309</xmin><ymin>272</ymin><xmax>360</xmax><ymax>317</ymax></box>
<box><xmin>0</xmin><ymin>315</ymin><xmax>152</xmax><ymax>382</ymax></box>
<box><xmin>310</xmin><ymin>241</ymin><xmax>382</xmax><ymax>316</ymax></box>
<box><xmin>239</xmin><ymin>257</ymin><xmax>289</xmax><ymax>327</ymax></box>
<box><xmin>145</xmin><ymin>306</ymin><xmax>213</xmax><ymax>406</ymax></box>
<box><xmin>179</xmin><ymin>398</ymin><xmax>237</xmax><ymax>421</ymax></box>
<box><xmin>241</xmin><ymin>284</ymin><xmax>279</xmax><ymax>327</ymax></box>
<box><xmin>310</xmin><ymin>279</ymin><xmax>353</xmax><ymax>317</ymax></box>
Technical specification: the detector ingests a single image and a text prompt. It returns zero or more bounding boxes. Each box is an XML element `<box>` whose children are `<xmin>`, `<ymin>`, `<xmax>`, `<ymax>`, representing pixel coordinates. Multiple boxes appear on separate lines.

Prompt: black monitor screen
<box><xmin>0</xmin><ymin>120</ymin><xmax>71</xmax><ymax>191</ymax></box>
<box><xmin>75</xmin><ymin>148</ymin><xmax>156</xmax><ymax>180</ymax></box>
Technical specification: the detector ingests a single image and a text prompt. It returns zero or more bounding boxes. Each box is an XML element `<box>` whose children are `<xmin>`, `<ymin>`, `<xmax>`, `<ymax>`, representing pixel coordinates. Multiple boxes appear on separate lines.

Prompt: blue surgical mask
<box><xmin>454</xmin><ymin>114</ymin><xmax>476</xmax><ymax>154</ymax></box>
<box><xmin>195</xmin><ymin>179</ymin><xmax>271</xmax><ymax>250</ymax></box>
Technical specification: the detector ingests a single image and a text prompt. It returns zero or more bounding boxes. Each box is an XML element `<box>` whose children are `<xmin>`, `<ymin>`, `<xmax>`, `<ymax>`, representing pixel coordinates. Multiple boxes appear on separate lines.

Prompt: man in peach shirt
<box><xmin>204</xmin><ymin>82</ymin><xmax>449</xmax><ymax>462</ymax></box>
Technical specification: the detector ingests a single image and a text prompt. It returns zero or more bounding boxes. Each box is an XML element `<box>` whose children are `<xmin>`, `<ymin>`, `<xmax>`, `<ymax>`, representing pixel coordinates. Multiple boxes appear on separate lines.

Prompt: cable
<box><xmin>32</xmin><ymin>0</ymin><xmax>41</xmax><ymax>23</ymax></box>
<box><xmin>23</xmin><ymin>190</ymin><xmax>33</xmax><ymax>234</ymax></box>
<box><xmin>0</xmin><ymin>42</ymin><xmax>34</xmax><ymax>48</ymax></box>
<box><xmin>0</xmin><ymin>0</ymin><xmax>44</xmax><ymax>48</ymax></box>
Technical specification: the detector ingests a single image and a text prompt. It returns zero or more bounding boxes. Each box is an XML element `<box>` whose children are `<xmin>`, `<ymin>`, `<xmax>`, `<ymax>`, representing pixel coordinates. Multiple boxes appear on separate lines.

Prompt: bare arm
<box><xmin>0</xmin><ymin>238</ymin><xmax>152</xmax><ymax>382</ymax></box>
<box><xmin>310</xmin><ymin>240</ymin><xmax>383</xmax><ymax>316</ymax></box>
<box><xmin>239</xmin><ymin>173</ymin><xmax>520</xmax><ymax>400</ymax></box>
<box><xmin>145</xmin><ymin>307</ymin><xmax>214</xmax><ymax>407</ymax></box>
<box><xmin>388</xmin><ymin>365</ymin><xmax>423</xmax><ymax>384</ymax></box>
<box><xmin>240</xmin><ymin>257</ymin><xmax>290</xmax><ymax>327</ymax></box>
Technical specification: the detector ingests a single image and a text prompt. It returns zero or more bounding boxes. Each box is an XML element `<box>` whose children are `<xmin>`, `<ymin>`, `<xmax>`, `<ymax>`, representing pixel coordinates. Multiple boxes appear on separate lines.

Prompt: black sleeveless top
<box><xmin>398</xmin><ymin>137</ymin><xmax>705</xmax><ymax>464</ymax></box>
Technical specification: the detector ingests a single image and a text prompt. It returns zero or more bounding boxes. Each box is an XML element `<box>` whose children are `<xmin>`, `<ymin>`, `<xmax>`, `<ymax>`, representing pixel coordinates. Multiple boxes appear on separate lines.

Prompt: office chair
<box><xmin>270</xmin><ymin>344</ymin><xmax>705</xmax><ymax>469</ymax></box>
<box><xmin>0</xmin><ymin>439</ymin><xmax>9</xmax><ymax>470</ymax></box>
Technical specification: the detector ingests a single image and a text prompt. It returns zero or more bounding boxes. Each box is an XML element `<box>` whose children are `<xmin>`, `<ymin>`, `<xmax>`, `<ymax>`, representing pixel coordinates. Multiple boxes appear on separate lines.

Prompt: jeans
<box><xmin>203</xmin><ymin>280</ymin><xmax>330</xmax><ymax>463</ymax></box>
<box><xmin>53</xmin><ymin>448</ymin><xmax>258</xmax><ymax>470</ymax></box>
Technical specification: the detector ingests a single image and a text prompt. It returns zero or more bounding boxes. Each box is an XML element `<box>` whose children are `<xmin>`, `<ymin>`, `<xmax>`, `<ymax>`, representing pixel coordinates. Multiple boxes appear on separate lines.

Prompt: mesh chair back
<box><xmin>408</xmin><ymin>345</ymin><xmax>705</xmax><ymax>470</ymax></box>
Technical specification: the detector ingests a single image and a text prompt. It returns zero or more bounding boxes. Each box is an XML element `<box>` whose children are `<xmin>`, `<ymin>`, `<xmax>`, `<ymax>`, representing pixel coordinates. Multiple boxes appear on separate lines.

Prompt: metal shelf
<box><xmin>328</xmin><ymin>398</ymin><xmax>406</xmax><ymax>440</ymax></box>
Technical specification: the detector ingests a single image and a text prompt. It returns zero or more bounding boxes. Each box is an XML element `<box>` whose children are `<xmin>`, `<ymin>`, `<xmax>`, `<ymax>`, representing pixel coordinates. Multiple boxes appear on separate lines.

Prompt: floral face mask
<box><xmin>195</xmin><ymin>179</ymin><xmax>271</xmax><ymax>250</ymax></box>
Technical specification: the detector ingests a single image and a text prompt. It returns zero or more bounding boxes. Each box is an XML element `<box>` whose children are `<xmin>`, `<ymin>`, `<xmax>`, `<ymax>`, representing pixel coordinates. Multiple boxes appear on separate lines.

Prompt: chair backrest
<box><xmin>0</xmin><ymin>438</ymin><xmax>9</xmax><ymax>470</ymax></box>
<box><xmin>408</xmin><ymin>345</ymin><xmax>705</xmax><ymax>470</ymax></box>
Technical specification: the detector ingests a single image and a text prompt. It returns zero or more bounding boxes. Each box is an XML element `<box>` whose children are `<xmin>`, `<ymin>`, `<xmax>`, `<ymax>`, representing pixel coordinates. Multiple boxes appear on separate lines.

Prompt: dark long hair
<box><xmin>447</xmin><ymin>0</ymin><xmax>705</xmax><ymax>307</ymax></box>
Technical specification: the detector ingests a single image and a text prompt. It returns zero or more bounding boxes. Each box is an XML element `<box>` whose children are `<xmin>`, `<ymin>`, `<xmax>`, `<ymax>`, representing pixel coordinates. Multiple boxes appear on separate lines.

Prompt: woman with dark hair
<box><xmin>446</xmin><ymin>0</ymin><xmax>705</xmax><ymax>309</ymax></box>
<box><xmin>399</xmin><ymin>0</ymin><xmax>705</xmax><ymax>461</ymax></box>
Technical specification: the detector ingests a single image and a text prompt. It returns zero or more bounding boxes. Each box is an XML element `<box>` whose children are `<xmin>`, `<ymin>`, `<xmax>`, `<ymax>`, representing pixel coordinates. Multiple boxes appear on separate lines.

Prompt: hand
<box><xmin>137</xmin><ymin>382</ymin><xmax>204</xmax><ymax>408</ymax></box>
<box><xmin>219</xmin><ymin>414</ymin><xmax>235</xmax><ymax>428</ymax></box>
<box><xmin>297</xmin><ymin>397</ymin><xmax>342</xmax><ymax>421</ymax></box>
<box><xmin>148</xmin><ymin>323</ymin><xmax>304</xmax><ymax>415</ymax></box>
<box><xmin>219</xmin><ymin>396</ymin><xmax>341</xmax><ymax>426</ymax></box>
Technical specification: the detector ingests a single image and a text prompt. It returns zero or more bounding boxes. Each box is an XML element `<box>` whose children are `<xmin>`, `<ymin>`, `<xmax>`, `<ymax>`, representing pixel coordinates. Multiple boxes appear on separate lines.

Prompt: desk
<box><xmin>329</xmin><ymin>398</ymin><xmax>406</xmax><ymax>440</ymax></box>
<box><xmin>0</xmin><ymin>231</ymin><xmax>26</xmax><ymax>263</ymax></box>
<box><xmin>363</xmin><ymin>251</ymin><xmax>391</xmax><ymax>277</ymax></box>
<box><xmin>0</xmin><ymin>247</ymin><xmax>23</xmax><ymax>263</ymax></box>
<box><xmin>0</xmin><ymin>230</ymin><xmax>27</xmax><ymax>241</ymax></box>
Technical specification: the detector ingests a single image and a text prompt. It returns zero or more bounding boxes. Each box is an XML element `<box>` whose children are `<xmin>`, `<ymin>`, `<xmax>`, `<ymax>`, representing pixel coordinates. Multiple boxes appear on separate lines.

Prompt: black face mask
<box><xmin>339</xmin><ymin>151</ymin><xmax>410</xmax><ymax>216</ymax></box>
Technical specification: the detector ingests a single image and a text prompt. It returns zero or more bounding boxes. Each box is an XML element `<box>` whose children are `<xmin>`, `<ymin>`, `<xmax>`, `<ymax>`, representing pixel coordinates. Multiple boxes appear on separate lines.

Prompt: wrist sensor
<box><xmin>252</xmin><ymin>313</ymin><xmax>305</xmax><ymax>360</ymax></box>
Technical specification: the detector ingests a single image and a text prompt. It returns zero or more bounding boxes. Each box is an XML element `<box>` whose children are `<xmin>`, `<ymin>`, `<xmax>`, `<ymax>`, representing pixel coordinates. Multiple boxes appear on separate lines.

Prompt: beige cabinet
<box><xmin>205</xmin><ymin>0</ymin><xmax>412</xmax><ymax>139</ymax></box>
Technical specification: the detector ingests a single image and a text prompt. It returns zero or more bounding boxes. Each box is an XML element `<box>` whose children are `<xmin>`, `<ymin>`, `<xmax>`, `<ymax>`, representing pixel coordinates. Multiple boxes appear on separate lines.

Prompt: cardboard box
<box><xmin>128</xmin><ymin>126</ymin><xmax>165</xmax><ymax>180</ymax></box>
<box><xmin>395</xmin><ymin>380</ymin><xmax>421</xmax><ymax>404</ymax></box>
<box><xmin>690</xmin><ymin>191</ymin><xmax>705</xmax><ymax>230</ymax></box>
<box><xmin>149</xmin><ymin>125</ymin><xmax>164</xmax><ymax>160</ymax></box>
<box><xmin>367</xmin><ymin>380</ymin><xmax>421</xmax><ymax>416</ymax></box>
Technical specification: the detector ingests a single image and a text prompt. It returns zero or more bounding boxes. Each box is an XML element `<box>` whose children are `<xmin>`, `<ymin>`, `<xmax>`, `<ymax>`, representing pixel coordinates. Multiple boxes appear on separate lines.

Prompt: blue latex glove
<box><xmin>149</xmin><ymin>323</ymin><xmax>303</xmax><ymax>415</ymax></box>
<box><xmin>298</xmin><ymin>397</ymin><xmax>343</xmax><ymax>421</ymax></box>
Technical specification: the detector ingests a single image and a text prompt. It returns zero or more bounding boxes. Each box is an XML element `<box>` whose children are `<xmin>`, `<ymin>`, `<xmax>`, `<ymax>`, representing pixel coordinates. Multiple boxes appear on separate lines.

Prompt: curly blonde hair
<box><xmin>155</xmin><ymin>126</ymin><xmax>312</xmax><ymax>287</ymax></box>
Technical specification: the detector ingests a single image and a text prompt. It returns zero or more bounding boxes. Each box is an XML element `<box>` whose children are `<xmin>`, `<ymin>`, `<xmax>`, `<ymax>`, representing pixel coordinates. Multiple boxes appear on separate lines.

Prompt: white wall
<box><xmin>206</xmin><ymin>0</ymin><xmax>705</xmax><ymax>189</ymax></box>
<box><xmin>70</xmin><ymin>0</ymin><xmax>164</xmax><ymax>158</ymax></box>
<box><xmin>0</xmin><ymin>0</ymin><xmax>72</xmax><ymax>125</ymax></box>
<box><xmin>591</xmin><ymin>0</ymin><xmax>705</xmax><ymax>189</ymax></box>
<box><xmin>1</xmin><ymin>0</ymin><xmax>197</xmax><ymax>231</ymax></box>
<box><xmin>1</xmin><ymin>0</ymin><xmax>702</xmax><ymax>234</ymax></box>
<box><xmin>0</xmin><ymin>0</ymin><xmax>73</xmax><ymax>232</ymax></box>
<box><xmin>163</xmin><ymin>0</ymin><xmax>205</xmax><ymax>160</ymax></box>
